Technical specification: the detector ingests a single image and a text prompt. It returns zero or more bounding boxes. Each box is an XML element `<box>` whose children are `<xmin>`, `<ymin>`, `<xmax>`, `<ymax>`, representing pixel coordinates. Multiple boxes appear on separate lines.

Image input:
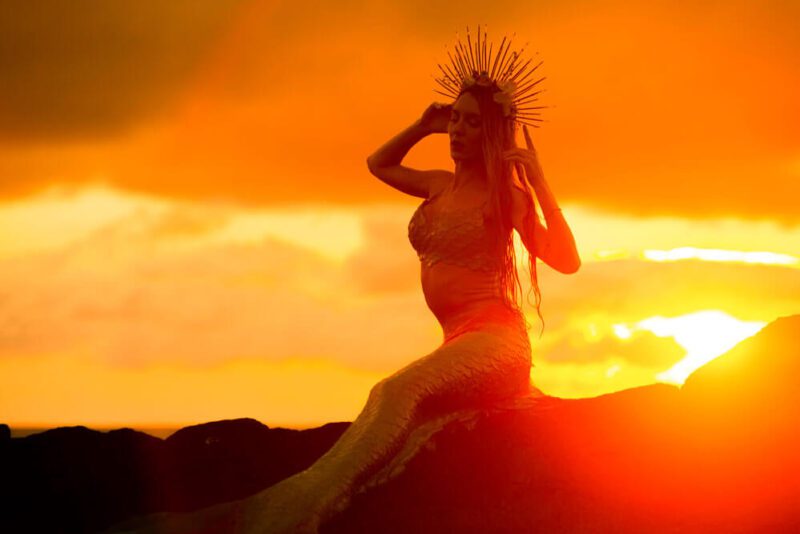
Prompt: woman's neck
<box><xmin>453</xmin><ymin>158</ymin><xmax>487</xmax><ymax>192</ymax></box>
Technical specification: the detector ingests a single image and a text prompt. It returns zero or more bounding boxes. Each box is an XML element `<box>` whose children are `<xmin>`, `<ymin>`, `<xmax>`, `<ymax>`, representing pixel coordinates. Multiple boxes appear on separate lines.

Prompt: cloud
<box><xmin>538</xmin><ymin>326</ymin><xmax>685</xmax><ymax>368</ymax></box>
<box><xmin>2</xmin><ymin>198</ymin><xmax>799</xmax><ymax>380</ymax></box>
<box><xmin>343</xmin><ymin>204</ymin><xmax>420</xmax><ymax>295</ymax></box>
<box><xmin>0</xmin><ymin>0</ymin><xmax>241</xmax><ymax>141</ymax></box>
<box><xmin>144</xmin><ymin>206</ymin><xmax>232</xmax><ymax>238</ymax></box>
<box><xmin>3</xmin><ymin>188</ymin><xmax>800</xmax><ymax>373</ymax></box>
<box><xmin>1</xmin><ymin>189</ymin><xmax>799</xmax><ymax>421</ymax></box>
<box><xmin>533</xmin><ymin>257</ymin><xmax>800</xmax><ymax>325</ymax></box>
<box><xmin>1</xmin><ymin>1</ymin><xmax>798</xmax><ymax>224</ymax></box>
<box><xmin>0</xmin><ymin>204</ymin><xmax>439</xmax><ymax>372</ymax></box>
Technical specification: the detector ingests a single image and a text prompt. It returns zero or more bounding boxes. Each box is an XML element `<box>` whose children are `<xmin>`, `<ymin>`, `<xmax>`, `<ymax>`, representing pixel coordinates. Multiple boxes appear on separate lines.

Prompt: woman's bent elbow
<box><xmin>562</xmin><ymin>257</ymin><xmax>581</xmax><ymax>274</ymax></box>
<box><xmin>552</xmin><ymin>250</ymin><xmax>581</xmax><ymax>274</ymax></box>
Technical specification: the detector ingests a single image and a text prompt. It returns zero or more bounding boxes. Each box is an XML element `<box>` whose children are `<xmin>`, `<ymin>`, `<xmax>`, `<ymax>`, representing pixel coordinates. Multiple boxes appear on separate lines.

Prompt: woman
<box><xmin>112</xmin><ymin>28</ymin><xmax>580</xmax><ymax>534</ymax></box>
<box><xmin>237</xmin><ymin>29</ymin><xmax>579</xmax><ymax>534</ymax></box>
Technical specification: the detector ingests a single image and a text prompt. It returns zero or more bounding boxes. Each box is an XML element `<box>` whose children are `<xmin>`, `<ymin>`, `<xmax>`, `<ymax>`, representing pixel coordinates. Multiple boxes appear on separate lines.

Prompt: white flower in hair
<box><xmin>493</xmin><ymin>80</ymin><xmax>517</xmax><ymax>117</ymax></box>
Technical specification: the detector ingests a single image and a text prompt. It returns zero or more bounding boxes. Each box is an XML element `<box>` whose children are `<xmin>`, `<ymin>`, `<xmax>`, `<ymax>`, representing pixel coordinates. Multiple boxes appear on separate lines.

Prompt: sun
<box><xmin>625</xmin><ymin>311</ymin><xmax>767</xmax><ymax>385</ymax></box>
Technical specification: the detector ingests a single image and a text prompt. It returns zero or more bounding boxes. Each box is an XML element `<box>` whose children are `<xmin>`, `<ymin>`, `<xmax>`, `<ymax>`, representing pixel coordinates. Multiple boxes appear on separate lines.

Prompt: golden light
<box><xmin>0</xmin><ymin>183</ymin><xmax>157</xmax><ymax>258</ymax></box>
<box><xmin>0</xmin><ymin>184</ymin><xmax>365</xmax><ymax>262</ymax></box>
<box><xmin>0</xmin><ymin>350</ymin><xmax>386</xmax><ymax>430</ymax></box>
<box><xmin>594</xmin><ymin>249</ymin><xmax>632</xmax><ymax>261</ymax></box>
<box><xmin>612</xmin><ymin>324</ymin><xmax>633</xmax><ymax>339</ymax></box>
<box><xmin>643</xmin><ymin>247</ymin><xmax>799</xmax><ymax>267</ymax></box>
<box><xmin>624</xmin><ymin>311</ymin><xmax>768</xmax><ymax>385</ymax></box>
<box><xmin>213</xmin><ymin>209</ymin><xmax>364</xmax><ymax>262</ymax></box>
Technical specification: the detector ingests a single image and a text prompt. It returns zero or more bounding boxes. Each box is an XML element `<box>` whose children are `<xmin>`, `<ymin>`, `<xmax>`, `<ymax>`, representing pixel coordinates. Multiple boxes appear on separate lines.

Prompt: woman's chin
<box><xmin>451</xmin><ymin>151</ymin><xmax>479</xmax><ymax>163</ymax></box>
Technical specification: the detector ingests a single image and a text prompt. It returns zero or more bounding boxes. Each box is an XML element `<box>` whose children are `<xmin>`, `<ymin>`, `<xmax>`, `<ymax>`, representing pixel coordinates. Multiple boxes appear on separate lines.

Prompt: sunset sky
<box><xmin>1</xmin><ymin>0</ymin><xmax>799</xmax><ymax>430</ymax></box>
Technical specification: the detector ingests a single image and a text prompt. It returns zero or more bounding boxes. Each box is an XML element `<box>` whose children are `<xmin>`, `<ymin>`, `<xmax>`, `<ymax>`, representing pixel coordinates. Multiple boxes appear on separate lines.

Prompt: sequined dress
<box><xmin>114</xmin><ymin>181</ymin><xmax>543</xmax><ymax>534</ymax></box>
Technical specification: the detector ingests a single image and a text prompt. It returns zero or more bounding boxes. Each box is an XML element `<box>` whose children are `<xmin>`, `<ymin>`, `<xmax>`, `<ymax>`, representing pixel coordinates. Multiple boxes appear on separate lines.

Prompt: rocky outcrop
<box><xmin>4</xmin><ymin>314</ymin><xmax>799</xmax><ymax>533</ymax></box>
<box><xmin>1</xmin><ymin>419</ymin><xmax>348</xmax><ymax>534</ymax></box>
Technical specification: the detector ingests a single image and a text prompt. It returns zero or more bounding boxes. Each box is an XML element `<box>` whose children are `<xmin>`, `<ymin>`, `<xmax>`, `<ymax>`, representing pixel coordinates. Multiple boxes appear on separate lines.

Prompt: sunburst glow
<box><xmin>644</xmin><ymin>247</ymin><xmax>799</xmax><ymax>266</ymax></box>
<box><xmin>623</xmin><ymin>311</ymin><xmax>768</xmax><ymax>384</ymax></box>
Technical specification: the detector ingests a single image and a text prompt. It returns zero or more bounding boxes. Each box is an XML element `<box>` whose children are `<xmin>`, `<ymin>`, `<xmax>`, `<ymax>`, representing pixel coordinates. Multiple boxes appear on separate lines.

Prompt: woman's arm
<box><xmin>506</xmin><ymin>128</ymin><xmax>581</xmax><ymax>274</ymax></box>
<box><xmin>366</xmin><ymin>103</ymin><xmax>452</xmax><ymax>199</ymax></box>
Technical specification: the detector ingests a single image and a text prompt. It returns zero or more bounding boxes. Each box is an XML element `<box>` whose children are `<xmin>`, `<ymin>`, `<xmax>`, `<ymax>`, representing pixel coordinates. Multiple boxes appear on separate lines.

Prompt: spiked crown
<box><xmin>433</xmin><ymin>25</ymin><xmax>548</xmax><ymax>128</ymax></box>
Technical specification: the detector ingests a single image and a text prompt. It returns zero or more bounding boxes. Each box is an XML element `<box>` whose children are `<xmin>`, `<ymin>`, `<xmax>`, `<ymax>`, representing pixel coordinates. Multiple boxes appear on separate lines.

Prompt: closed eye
<box><xmin>451</xmin><ymin>110</ymin><xmax>481</xmax><ymax>126</ymax></box>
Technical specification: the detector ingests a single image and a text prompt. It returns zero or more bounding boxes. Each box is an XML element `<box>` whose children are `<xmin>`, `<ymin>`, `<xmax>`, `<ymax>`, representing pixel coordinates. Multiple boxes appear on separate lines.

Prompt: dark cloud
<box><xmin>0</xmin><ymin>0</ymin><xmax>240</xmax><ymax>141</ymax></box>
<box><xmin>0</xmin><ymin>0</ymin><xmax>798</xmax><ymax>226</ymax></box>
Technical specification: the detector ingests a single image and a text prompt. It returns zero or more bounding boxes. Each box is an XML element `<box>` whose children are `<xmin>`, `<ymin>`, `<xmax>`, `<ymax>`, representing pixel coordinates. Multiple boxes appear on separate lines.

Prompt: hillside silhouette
<box><xmin>3</xmin><ymin>314</ymin><xmax>798</xmax><ymax>533</ymax></box>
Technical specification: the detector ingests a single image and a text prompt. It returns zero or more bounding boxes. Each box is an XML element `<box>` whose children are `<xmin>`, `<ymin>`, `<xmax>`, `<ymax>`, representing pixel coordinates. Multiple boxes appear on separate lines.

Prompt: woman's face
<box><xmin>448</xmin><ymin>92</ymin><xmax>483</xmax><ymax>162</ymax></box>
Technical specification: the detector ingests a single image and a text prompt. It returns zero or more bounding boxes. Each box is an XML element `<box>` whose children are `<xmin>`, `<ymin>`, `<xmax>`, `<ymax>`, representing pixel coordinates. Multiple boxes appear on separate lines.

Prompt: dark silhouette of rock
<box><xmin>1</xmin><ymin>426</ymin><xmax>164</xmax><ymax>534</ymax></box>
<box><xmin>2</xmin><ymin>419</ymin><xmax>348</xmax><ymax>534</ymax></box>
<box><xmin>159</xmin><ymin>418</ymin><xmax>348</xmax><ymax>512</ymax></box>
<box><xmin>4</xmin><ymin>314</ymin><xmax>800</xmax><ymax>533</ymax></box>
<box><xmin>0</xmin><ymin>423</ymin><xmax>9</xmax><ymax>441</ymax></box>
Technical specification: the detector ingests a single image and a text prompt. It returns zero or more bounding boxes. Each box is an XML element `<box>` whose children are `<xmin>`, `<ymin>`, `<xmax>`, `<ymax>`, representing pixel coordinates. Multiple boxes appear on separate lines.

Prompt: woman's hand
<box><xmin>502</xmin><ymin>125</ymin><xmax>543</xmax><ymax>184</ymax></box>
<box><xmin>419</xmin><ymin>101</ymin><xmax>452</xmax><ymax>134</ymax></box>
<box><xmin>503</xmin><ymin>126</ymin><xmax>579</xmax><ymax>273</ymax></box>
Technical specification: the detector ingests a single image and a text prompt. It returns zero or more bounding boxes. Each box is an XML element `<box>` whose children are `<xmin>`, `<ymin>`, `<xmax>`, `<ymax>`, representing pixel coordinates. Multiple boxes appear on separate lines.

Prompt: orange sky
<box><xmin>1</xmin><ymin>0</ymin><xmax>799</xmax><ymax>430</ymax></box>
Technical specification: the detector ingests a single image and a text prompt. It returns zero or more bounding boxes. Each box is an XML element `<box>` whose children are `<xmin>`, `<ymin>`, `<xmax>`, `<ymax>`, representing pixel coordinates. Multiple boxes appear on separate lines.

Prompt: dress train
<box><xmin>238</xmin><ymin>318</ymin><xmax>536</xmax><ymax>533</ymax></box>
<box><xmin>107</xmin><ymin>319</ymin><xmax>540</xmax><ymax>534</ymax></box>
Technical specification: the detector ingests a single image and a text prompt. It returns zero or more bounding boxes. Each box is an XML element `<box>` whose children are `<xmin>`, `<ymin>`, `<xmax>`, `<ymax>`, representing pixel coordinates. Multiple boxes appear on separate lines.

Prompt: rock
<box><xmin>6</xmin><ymin>314</ymin><xmax>800</xmax><ymax>533</ymax></box>
<box><xmin>2</xmin><ymin>419</ymin><xmax>348</xmax><ymax>534</ymax></box>
<box><xmin>681</xmin><ymin>313</ymin><xmax>800</xmax><ymax>407</ymax></box>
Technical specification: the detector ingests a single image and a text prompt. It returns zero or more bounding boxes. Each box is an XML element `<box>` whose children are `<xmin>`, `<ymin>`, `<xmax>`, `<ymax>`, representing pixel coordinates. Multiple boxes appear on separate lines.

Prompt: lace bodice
<box><xmin>407</xmin><ymin>192</ymin><xmax>504</xmax><ymax>272</ymax></box>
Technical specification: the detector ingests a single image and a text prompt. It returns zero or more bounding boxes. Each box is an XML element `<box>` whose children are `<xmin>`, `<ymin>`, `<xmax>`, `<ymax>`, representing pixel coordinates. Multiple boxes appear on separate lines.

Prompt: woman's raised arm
<box><xmin>366</xmin><ymin>102</ymin><xmax>452</xmax><ymax>199</ymax></box>
<box><xmin>505</xmin><ymin>127</ymin><xmax>581</xmax><ymax>274</ymax></box>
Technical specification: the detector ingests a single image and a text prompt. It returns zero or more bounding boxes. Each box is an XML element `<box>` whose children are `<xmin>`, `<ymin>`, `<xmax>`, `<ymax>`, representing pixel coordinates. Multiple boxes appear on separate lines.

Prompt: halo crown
<box><xmin>433</xmin><ymin>25</ymin><xmax>548</xmax><ymax>128</ymax></box>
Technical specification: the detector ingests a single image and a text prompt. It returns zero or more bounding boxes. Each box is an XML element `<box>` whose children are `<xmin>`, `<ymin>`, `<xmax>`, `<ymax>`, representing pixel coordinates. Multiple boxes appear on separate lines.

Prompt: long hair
<box><xmin>461</xmin><ymin>85</ymin><xmax>545</xmax><ymax>339</ymax></box>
